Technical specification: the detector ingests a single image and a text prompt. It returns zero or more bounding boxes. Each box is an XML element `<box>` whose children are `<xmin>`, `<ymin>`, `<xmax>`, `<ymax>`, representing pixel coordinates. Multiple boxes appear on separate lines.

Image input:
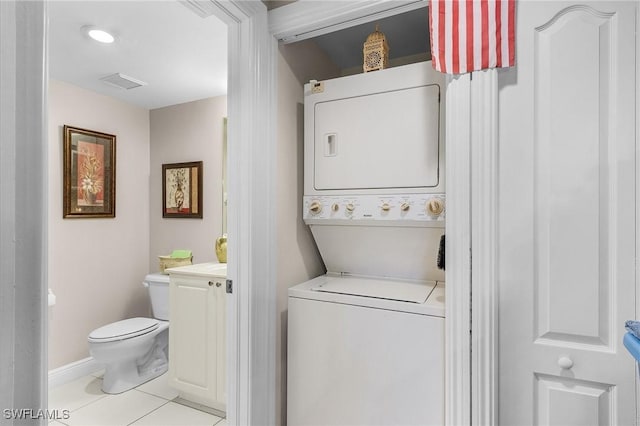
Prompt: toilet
<box><xmin>88</xmin><ymin>273</ymin><xmax>170</xmax><ymax>394</ymax></box>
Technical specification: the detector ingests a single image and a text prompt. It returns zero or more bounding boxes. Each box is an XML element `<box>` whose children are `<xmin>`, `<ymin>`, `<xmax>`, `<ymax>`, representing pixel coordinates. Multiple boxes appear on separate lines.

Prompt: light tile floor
<box><xmin>49</xmin><ymin>371</ymin><xmax>225</xmax><ymax>426</ymax></box>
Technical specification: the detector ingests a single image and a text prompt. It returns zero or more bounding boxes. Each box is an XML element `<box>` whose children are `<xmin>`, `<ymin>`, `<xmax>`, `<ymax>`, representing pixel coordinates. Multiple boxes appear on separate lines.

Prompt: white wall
<box><xmin>48</xmin><ymin>80</ymin><xmax>151</xmax><ymax>369</ymax></box>
<box><xmin>149</xmin><ymin>96</ymin><xmax>227</xmax><ymax>271</ymax></box>
<box><xmin>275</xmin><ymin>41</ymin><xmax>340</xmax><ymax>425</ymax></box>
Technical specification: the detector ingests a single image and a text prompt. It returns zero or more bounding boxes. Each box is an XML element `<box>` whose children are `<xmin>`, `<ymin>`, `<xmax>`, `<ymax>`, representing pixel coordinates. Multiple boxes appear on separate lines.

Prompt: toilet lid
<box><xmin>88</xmin><ymin>317</ymin><xmax>159</xmax><ymax>343</ymax></box>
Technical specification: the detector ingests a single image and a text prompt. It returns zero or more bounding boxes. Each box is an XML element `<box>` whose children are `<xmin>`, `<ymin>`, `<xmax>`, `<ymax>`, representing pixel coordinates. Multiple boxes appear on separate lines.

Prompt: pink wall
<box><xmin>48</xmin><ymin>80</ymin><xmax>151</xmax><ymax>369</ymax></box>
<box><xmin>275</xmin><ymin>41</ymin><xmax>339</xmax><ymax>425</ymax></box>
<box><xmin>48</xmin><ymin>82</ymin><xmax>227</xmax><ymax>370</ymax></box>
<box><xmin>149</xmin><ymin>96</ymin><xmax>227</xmax><ymax>271</ymax></box>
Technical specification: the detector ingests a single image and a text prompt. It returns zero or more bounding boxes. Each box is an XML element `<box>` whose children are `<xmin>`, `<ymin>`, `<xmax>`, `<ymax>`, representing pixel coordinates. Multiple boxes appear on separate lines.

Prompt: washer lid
<box><xmin>311</xmin><ymin>276</ymin><xmax>435</xmax><ymax>304</ymax></box>
<box><xmin>88</xmin><ymin>317</ymin><xmax>159</xmax><ymax>343</ymax></box>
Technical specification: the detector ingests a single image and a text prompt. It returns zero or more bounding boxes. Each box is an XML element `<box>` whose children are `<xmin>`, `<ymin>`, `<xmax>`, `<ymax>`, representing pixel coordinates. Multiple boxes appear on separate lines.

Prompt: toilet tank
<box><xmin>143</xmin><ymin>273</ymin><xmax>170</xmax><ymax>320</ymax></box>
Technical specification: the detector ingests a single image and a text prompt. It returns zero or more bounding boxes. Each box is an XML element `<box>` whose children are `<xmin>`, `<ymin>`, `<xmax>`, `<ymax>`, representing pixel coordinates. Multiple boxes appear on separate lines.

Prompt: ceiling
<box><xmin>48</xmin><ymin>1</ymin><xmax>427</xmax><ymax>111</ymax></box>
<box><xmin>48</xmin><ymin>1</ymin><xmax>228</xmax><ymax>110</ymax></box>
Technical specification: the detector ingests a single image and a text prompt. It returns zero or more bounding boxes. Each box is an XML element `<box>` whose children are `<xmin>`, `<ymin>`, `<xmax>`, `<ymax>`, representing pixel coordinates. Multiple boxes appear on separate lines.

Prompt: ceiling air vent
<box><xmin>100</xmin><ymin>73</ymin><xmax>147</xmax><ymax>90</ymax></box>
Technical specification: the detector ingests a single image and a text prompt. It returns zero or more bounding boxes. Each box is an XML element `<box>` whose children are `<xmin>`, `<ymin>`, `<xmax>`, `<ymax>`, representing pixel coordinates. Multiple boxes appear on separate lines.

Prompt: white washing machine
<box><xmin>288</xmin><ymin>61</ymin><xmax>446</xmax><ymax>425</ymax></box>
<box><xmin>287</xmin><ymin>274</ymin><xmax>444</xmax><ymax>425</ymax></box>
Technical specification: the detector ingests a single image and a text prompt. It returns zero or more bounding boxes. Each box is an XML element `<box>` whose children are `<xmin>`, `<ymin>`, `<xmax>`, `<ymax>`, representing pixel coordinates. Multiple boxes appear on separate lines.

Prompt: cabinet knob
<box><xmin>208</xmin><ymin>281</ymin><xmax>214</xmax><ymax>287</ymax></box>
<box><xmin>216</xmin><ymin>281</ymin><xmax>222</xmax><ymax>288</ymax></box>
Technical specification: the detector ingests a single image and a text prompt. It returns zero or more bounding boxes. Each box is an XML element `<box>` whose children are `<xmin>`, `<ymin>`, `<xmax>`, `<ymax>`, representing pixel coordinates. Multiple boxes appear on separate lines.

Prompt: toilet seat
<box><xmin>88</xmin><ymin>317</ymin><xmax>159</xmax><ymax>343</ymax></box>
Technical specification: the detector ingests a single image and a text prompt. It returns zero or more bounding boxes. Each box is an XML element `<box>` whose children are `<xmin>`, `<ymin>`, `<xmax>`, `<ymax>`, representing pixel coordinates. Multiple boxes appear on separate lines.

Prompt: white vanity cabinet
<box><xmin>166</xmin><ymin>262</ymin><xmax>226</xmax><ymax>413</ymax></box>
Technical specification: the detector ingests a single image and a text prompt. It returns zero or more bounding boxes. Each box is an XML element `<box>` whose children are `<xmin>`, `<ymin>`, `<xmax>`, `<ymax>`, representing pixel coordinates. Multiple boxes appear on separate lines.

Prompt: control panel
<box><xmin>303</xmin><ymin>194</ymin><xmax>445</xmax><ymax>224</ymax></box>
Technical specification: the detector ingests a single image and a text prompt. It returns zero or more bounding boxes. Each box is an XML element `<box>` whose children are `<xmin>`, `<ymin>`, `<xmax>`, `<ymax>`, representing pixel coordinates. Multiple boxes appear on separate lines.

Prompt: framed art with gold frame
<box><xmin>63</xmin><ymin>125</ymin><xmax>116</xmax><ymax>218</ymax></box>
<box><xmin>162</xmin><ymin>161</ymin><xmax>203</xmax><ymax>218</ymax></box>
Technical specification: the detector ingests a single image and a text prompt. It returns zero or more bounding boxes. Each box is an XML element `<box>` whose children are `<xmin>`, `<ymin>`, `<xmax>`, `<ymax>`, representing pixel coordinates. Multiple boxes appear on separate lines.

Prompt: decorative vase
<box><xmin>174</xmin><ymin>184</ymin><xmax>184</xmax><ymax>210</ymax></box>
<box><xmin>215</xmin><ymin>234</ymin><xmax>227</xmax><ymax>263</ymax></box>
<box><xmin>84</xmin><ymin>189</ymin><xmax>97</xmax><ymax>205</ymax></box>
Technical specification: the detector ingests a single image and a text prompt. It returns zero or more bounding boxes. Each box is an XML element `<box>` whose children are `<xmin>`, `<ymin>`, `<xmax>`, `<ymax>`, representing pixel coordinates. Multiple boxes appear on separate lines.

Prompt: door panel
<box><xmin>535</xmin><ymin>374</ymin><xmax>612</xmax><ymax>426</ymax></box>
<box><xmin>498</xmin><ymin>2</ymin><xmax>636</xmax><ymax>424</ymax></box>
<box><xmin>534</xmin><ymin>5</ymin><xmax>614</xmax><ymax>349</ymax></box>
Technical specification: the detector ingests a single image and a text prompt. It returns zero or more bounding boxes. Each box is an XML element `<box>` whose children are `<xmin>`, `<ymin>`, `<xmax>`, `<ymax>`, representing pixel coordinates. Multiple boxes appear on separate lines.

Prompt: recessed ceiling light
<box><xmin>82</xmin><ymin>26</ymin><xmax>115</xmax><ymax>44</ymax></box>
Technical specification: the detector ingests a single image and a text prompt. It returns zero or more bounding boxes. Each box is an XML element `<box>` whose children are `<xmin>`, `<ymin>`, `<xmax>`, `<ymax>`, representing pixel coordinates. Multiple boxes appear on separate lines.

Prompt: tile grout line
<box><xmin>49</xmin><ymin>377</ymin><xmax>110</xmax><ymax>414</ymax></box>
<box><xmin>132</xmin><ymin>386</ymin><xmax>178</xmax><ymax>401</ymax></box>
<box><xmin>50</xmin><ymin>372</ymin><xmax>223</xmax><ymax>425</ymax></box>
<box><xmin>125</xmin><ymin>400</ymin><xmax>171</xmax><ymax>426</ymax></box>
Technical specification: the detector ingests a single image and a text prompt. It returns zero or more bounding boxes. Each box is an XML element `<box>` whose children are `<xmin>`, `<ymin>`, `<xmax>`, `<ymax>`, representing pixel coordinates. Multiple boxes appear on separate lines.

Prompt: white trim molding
<box><xmin>269</xmin><ymin>0</ymin><xmax>427</xmax><ymax>43</ymax></box>
<box><xmin>446</xmin><ymin>69</ymin><xmax>500</xmax><ymax>426</ymax></box>
<box><xmin>470</xmin><ymin>69</ymin><xmax>499</xmax><ymax>426</ymax></box>
<box><xmin>48</xmin><ymin>358</ymin><xmax>102</xmax><ymax>390</ymax></box>
<box><xmin>0</xmin><ymin>0</ymin><xmax>48</xmax><ymax>420</ymax></box>
<box><xmin>200</xmin><ymin>2</ymin><xmax>277</xmax><ymax>425</ymax></box>
<box><xmin>444</xmin><ymin>73</ymin><xmax>472</xmax><ymax>426</ymax></box>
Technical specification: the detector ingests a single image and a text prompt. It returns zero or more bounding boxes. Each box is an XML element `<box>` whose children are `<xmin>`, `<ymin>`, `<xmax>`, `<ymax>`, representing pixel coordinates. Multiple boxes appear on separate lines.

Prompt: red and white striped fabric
<box><xmin>429</xmin><ymin>0</ymin><xmax>515</xmax><ymax>74</ymax></box>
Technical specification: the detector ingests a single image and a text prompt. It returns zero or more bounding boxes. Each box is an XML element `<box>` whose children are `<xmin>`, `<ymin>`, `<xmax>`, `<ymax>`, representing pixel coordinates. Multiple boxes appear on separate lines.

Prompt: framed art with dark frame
<box><xmin>162</xmin><ymin>161</ymin><xmax>203</xmax><ymax>218</ymax></box>
<box><xmin>63</xmin><ymin>125</ymin><xmax>116</xmax><ymax>218</ymax></box>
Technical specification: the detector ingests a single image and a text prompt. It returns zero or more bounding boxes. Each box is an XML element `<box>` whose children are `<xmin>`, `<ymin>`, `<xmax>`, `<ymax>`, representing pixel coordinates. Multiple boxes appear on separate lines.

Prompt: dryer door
<box><xmin>313</xmin><ymin>84</ymin><xmax>440</xmax><ymax>190</ymax></box>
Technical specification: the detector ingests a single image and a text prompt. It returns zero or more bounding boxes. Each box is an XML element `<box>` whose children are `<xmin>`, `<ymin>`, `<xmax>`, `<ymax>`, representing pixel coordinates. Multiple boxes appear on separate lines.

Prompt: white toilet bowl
<box><xmin>88</xmin><ymin>273</ymin><xmax>171</xmax><ymax>394</ymax></box>
<box><xmin>89</xmin><ymin>317</ymin><xmax>169</xmax><ymax>394</ymax></box>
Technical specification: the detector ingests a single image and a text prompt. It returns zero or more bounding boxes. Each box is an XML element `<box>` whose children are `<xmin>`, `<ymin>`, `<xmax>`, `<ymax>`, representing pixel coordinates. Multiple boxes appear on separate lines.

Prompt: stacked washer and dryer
<box><xmin>287</xmin><ymin>61</ymin><xmax>446</xmax><ymax>425</ymax></box>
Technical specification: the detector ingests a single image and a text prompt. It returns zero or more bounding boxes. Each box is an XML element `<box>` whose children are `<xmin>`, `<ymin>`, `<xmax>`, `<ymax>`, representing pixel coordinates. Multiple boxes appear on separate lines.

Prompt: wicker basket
<box><xmin>158</xmin><ymin>255</ymin><xmax>193</xmax><ymax>274</ymax></box>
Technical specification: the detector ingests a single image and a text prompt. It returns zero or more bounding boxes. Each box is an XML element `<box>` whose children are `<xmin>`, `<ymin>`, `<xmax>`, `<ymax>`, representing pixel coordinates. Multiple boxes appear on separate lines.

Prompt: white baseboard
<box><xmin>48</xmin><ymin>357</ymin><xmax>103</xmax><ymax>389</ymax></box>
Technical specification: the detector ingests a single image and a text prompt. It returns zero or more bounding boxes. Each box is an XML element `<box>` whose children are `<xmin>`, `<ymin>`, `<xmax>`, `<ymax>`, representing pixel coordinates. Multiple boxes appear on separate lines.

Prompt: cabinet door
<box><xmin>168</xmin><ymin>275</ymin><xmax>218</xmax><ymax>405</ymax></box>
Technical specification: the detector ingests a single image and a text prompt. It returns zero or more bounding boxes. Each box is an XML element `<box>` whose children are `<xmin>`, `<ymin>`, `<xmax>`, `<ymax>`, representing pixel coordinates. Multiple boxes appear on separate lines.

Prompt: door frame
<box><xmin>200</xmin><ymin>2</ymin><xmax>277</xmax><ymax>425</ymax></box>
<box><xmin>269</xmin><ymin>1</ymin><xmax>503</xmax><ymax>424</ymax></box>
<box><xmin>3</xmin><ymin>0</ymin><xmax>277</xmax><ymax>423</ymax></box>
<box><xmin>0</xmin><ymin>0</ymin><xmax>48</xmax><ymax>419</ymax></box>
<box><xmin>468</xmin><ymin>69</ymin><xmax>499</xmax><ymax>426</ymax></box>
<box><xmin>440</xmin><ymin>69</ymin><xmax>499</xmax><ymax>426</ymax></box>
<box><xmin>445</xmin><ymin>63</ymin><xmax>500</xmax><ymax>426</ymax></box>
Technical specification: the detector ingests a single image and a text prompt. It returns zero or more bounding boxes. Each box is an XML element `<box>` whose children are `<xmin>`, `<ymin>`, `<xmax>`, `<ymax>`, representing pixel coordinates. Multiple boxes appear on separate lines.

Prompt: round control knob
<box><xmin>309</xmin><ymin>201</ymin><xmax>322</xmax><ymax>215</ymax></box>
<box><xmin>381</xmin><ymin>203</ymin><xmax>391</xmax><ymax>212</ymax></box>
<box><xmin>331</xmin><ymin>203</ymin><xmax>339</xmax><ymax>212</ymax></box>
<box><xmin>558</xmin><ymin>356</ymin><xmax>573</xmax><ymax>370</ymax></box>
<box><xmin>400</xmin><ymin>203</ymin><xmax>410</xmax><ymax>212</ymax></box>
<box><xmin>345</xmin><ymin>203</ymin><xmax>355</xmax><ymax>213</ymax></box>
<box><xmin>426</xmin><ymin>197</ymin><xmax>445</xmax><ymax>216</ymax></box>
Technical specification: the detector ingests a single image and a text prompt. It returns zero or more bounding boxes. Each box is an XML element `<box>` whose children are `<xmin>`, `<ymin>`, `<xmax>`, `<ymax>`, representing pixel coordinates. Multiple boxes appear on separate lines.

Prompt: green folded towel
<box><xmin>170</xmin><ymin>249</ymin><xmax>192</xmax><ymax>259</ymax></box>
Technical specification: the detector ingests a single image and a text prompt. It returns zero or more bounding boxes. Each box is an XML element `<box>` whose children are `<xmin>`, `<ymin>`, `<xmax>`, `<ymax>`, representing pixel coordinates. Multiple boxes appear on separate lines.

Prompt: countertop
<box><xmin>165</xmin><ymin>262</ymin><xmax>227</xmax><ymax>278</ymax></box>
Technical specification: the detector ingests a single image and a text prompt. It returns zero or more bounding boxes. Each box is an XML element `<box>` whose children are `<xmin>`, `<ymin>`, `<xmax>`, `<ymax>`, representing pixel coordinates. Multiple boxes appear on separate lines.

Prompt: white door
<box><xmin>497</xmin><ymin>2</ymin><xmax>637</xmax><ymax>424</ymax></box>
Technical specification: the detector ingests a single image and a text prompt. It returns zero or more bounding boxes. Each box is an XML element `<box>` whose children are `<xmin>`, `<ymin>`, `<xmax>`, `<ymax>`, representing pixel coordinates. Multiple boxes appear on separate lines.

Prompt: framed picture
<box><xmin>63</xmin><ymin>125</ymin><xmax>116</xmax><ymax>218</ymax></box>
<box><xmin>162</xmin><ymin>161</ymin><xmax>203</xmax><ymax>218</ymax></box>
